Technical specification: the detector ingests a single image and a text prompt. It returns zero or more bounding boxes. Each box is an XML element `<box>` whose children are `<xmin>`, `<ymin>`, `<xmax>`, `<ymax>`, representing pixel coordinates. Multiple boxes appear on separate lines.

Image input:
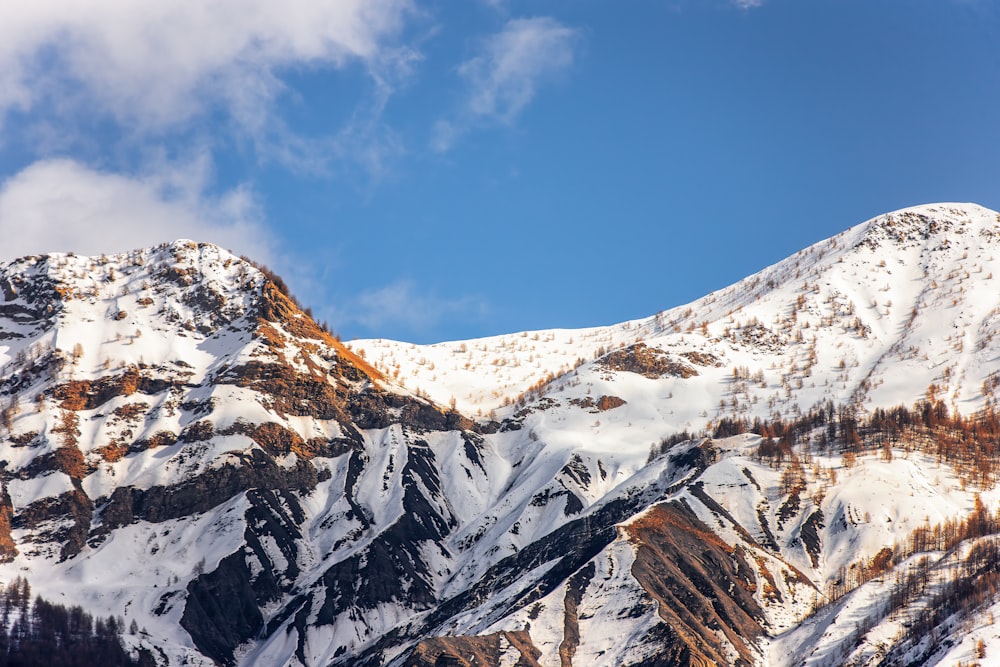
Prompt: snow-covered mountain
<box><xmin>2</xmin><ymin>204</ymin><xmax>1000</xmax><ymax>666</ymax></box>
<box><xmin>351</xmin><ymin>203</ymin><xmax>1000</xmax><ymax>426</ymax></box>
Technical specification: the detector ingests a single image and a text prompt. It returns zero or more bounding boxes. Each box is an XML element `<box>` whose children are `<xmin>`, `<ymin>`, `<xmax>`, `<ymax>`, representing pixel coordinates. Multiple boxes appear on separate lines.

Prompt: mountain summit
<box><xmin>353</xmin><ymin>202</ymin><xmax>1000</xmax><ymax>428</ymax></box>
<box><xmin>3</xmin><ymin>206</ymin><xmax>1000</xmax><ymax>666</ymax></box>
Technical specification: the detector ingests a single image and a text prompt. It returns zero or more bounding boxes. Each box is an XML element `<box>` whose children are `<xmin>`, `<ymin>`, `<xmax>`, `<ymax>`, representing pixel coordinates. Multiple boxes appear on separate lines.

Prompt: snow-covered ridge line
<box><xmin>1</xmin><ymin>203</ymin><xmax>1000</xmax><ymax>665</ymax></box>
<box><xmin>350</xmin><ymin>202</ymin><xmax>1000</xmax><ymax>425</ymax></box>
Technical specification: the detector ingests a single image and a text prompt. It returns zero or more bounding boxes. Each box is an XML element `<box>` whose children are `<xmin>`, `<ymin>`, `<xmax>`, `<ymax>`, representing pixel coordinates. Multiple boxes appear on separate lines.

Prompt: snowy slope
<box><xmin>351</xmin><ymin>203</ymin><xmax>1000</xmax><ymax>429</ymax></box>
<box><xmin>3</xmin><ymin>205</ymin><xmax>1000</xmax><ymax>666</ymax></box>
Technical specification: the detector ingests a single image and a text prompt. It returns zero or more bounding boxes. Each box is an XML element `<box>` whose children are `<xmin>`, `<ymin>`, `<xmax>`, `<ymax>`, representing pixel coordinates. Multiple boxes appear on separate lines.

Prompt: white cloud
<box><xmin>433</xmin><ymin>17</ymin><xmax>580</xmax><ymax>152</ymax></box>
<box><xmin>731</xmin><ymin>0</ymin><xmax>764</xmax><ymax>8</ymax></box>
<box><xmin>0</xmin><ymin>1</ymin><xmax>417</xmax><ymax>160</ymax></box>
<box><xmin>0</xmin><ymin>158</ymin><xmax>274</xmax><ymax>264</ymax></box>
<box><xmin>341</xmin><ymin>279</ymin><xmax>486</xmax><ymax>336</ymax></box>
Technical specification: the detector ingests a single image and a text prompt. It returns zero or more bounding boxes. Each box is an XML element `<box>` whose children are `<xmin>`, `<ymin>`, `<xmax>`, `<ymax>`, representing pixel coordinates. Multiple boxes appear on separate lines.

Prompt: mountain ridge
<box><xmin>352</xmin><ymin>202</ymin><xmax>1000</xmax><ymax>433</ymax></box>
<box><xmin>1</xmin><ymin>204</ymin><xmax>1000</xmax><ymax>665</ymax></box>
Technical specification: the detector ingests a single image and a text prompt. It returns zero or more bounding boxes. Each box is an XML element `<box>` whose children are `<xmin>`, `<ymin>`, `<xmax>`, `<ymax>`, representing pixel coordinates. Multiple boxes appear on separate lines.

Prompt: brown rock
<box><xmin>597</xmin><ymin>343</ymin><xmax>698</xmax><ymax>379</ymax></box>
<box><xmin>405</xmin><ymin>631</ymin><xmax>542</xmax><ymax>667</ymax></box>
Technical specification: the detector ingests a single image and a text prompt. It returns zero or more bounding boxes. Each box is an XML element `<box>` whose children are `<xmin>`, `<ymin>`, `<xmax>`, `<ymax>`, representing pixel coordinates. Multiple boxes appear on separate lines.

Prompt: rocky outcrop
<box><xmin>95</xmin><ymin>448</ymin><xmax>320</xmax><ymax>531</ymax></box>
<box><xmin>13</xmin><ymin>488</ymin><xmax>93</xmax><ymax>561</ymax></box>
<box><xmin>14</xmin><ymin>230</ymin><xmax>985</xmax><ymax>667</ymax></box>
<box><xmin>800</xmin><ymin>510</ymin><xmax>824</xmax><ymax>569</ymax></box>
<box><xmin>181</xmin><ymin>489</ymin><xmax>305</xmax><ymax>665</ymax></box>
<box><xmin>624</xmin><ymin>501</ymin><xmax>765</xmax><ymax>667</ymax></box>
<box><xmin>0</xmin><ymin>486</ymin><xmax>16</xmax><ymax>562</ymax></box>
<box><xmin>597</xmin><ymin>343</ymin><xmax>698</xmax><ymax>379</ymax></box>
<box><xmin>404</xmin><ymin>632</ymin><xmax>542</xmax><ymax>667</ymax></box>
<box><xmin>218</xmin><ymin>358</ymin><xmax>473</xmax><ymax>434</ymax></box>
<box><xmin>557</xmin><ymin>562</ymin><xmax>595</xmax><ymax>666</ymax></box>
<box><xmin>51</xmin><ymin>366</ymin><xmax>185</xmax><ymax>411</ymax></box>
<box><xmin>314</xmin><ymin>441</ymin><xmax>456</xmax><ymax>626</ymax></box>
<box><xmin>181</xmin><ymin>551</ymin><xmax>266</xmax><ymax>666</ymax></box>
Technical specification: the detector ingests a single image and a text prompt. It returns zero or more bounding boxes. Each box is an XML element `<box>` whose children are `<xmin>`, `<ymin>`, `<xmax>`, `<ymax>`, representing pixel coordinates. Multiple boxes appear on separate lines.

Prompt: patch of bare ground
<box><xmin>403</xmin><ymin>631</ymin><xmax>542</xmax><ymax>667</ymax></box>
<box><xmin>623</xmin><ymin>500</ymin><xmax>765</xmax><ymax>667</ymax></box>
<box><xmin>51</xmin><ymin>366</ymin><xmax>185</xmax><ymax>411</ymax></box>
<box><xmin>597</xmin><ymin>343</ymin><xmax>698</xmax><ymax>379</ymax></box>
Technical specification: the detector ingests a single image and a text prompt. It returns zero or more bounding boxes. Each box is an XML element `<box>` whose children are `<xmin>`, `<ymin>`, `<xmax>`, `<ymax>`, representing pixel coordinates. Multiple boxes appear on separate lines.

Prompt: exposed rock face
<box><xmin>597</xmin><ymin>343</ymin><xmax>698</xmax><ymax>379</ymax></box>
<box><xmin>181</xmin><ymin>489</ymin><xmax>305</xmax><ymax>665</ymax></box>
<box><xmin>404</xmin><ymin>632</ymin><xmax>542</xmax><ymax>667</ymax></box>
<box><xmin>12</xmin><ymin>487</ymin><xmax>92</xmax><ymax>561</ymax></box>
<box><xmin>625</xmin><ymin>501</ymin><xmax>764</xmax><ymax>667</ymax></box>
<box><xmin>800</xmin><ymin>510</ymin><xmax>824</xmax><ymax>569</ymax></box>
<box><xmin>557</xmin><ymin>561</ymin><xmax>595</xmax><ymax>666</ymax></box>
<box><xmin>7</xmin><ymin>206</ymin><xmax>1000</xmax><ymax>667</ymax></box>
<box><xmin>95</xmin><ymin>449</ymin><xmax>320</xmax><ymax>530</ymax></box>
<box><xmin>0</xmin><ymin>251</ymin><xmax>821</xmax><ymax>666</ymax></box>
<box><xmin>51</xmin><ymin>368</ymin><xmax>181</xmax><ymax>411</ymax></box>
<box><xmin>1</xmin><ymin>242</ymin><xmax>549</xmax><ymax>666</ymax></box>
<box><xmin>0</xmin><ymin>486</ymin><xmax>16</xmax><ymax>561</ymax></box>
<box><xmin>594</xmin><ymin>394</ymin><xmax>625</xmax><ymax>411</ymax></box>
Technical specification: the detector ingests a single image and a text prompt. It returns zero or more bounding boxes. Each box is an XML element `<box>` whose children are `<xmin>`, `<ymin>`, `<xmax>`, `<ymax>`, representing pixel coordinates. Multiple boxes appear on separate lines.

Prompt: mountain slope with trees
<box><xmin>1</xmin><ymin>205</ymin><xmax>1000</xmax><ymax>665</ymax></box>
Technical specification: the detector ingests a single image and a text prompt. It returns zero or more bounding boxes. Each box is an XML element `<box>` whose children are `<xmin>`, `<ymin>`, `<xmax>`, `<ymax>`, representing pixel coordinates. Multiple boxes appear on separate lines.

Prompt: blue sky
<box><xmin>0</xmin><ymin>1</ymin><xmax>998</xmax><ymax>343</ymax></box>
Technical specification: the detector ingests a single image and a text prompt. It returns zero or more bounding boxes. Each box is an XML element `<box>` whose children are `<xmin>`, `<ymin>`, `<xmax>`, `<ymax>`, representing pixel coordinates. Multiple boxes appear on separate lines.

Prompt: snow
<box><xmin>5</xmin><ymin>205</ymin><xmax>1000</xmax><ymax>665</ymax></box>
<box><xmin>6</xmin><ymin>471</ymin><xmax>75</xmax><ymax>508</ymax></box>
<box><xmin>0</xmin><ymin>492</ymin><xmax>250</xmax><ymax>665</ymax></box>
<box><xmin>352</xmin><ymin>203</ymin><xmax>1000</xmax><ymax>437</ymax></box>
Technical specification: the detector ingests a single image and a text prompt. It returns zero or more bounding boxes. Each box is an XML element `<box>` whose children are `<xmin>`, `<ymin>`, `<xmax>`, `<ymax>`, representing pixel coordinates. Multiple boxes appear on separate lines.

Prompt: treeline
<box><xmin>826</xmin><ymin>495</ymin><xmax>1000</xmax><ymax>602</ymax></box>
<box><xmin>646</xmin><ymin>431</ymin><xmax>696</xmax><ymax>462</ymax></box>
<box><xmin>704</xmin><ymin>398</ymin><xmax>1000</xmax><ymax>662</ymax></box>
<box><xmin>876</xmin><ymin>536</ymin><xmax>1000</xmax><ymax>666</ymax></box>
<box><xmin>816</xmin><ymin>500</ymin><xmax>1000</xmax><ymax>665</ymax></box>
<box><xmin>0</xmin><ymin>578</ymin><xmax>146</xmax><ymax>667</ymax></box>
<box><xmin>714</xmin><ymin>398</ymin><xmax>1000</xmax><ymax>488</ymax></box>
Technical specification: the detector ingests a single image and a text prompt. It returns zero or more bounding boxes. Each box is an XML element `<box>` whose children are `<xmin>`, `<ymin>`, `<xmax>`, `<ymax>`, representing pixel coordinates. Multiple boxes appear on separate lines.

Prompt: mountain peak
<box><xmin>350</xmin><ymin>202</ymin><xmax>1000</xmax><ymax>425</ymax></box>
<box><xmin>853</xmin><ymin>202</ymin><xmax>1000</xmax><ymax>251</ymax></box>
<box><xmin>6</xmin><ymin>211</ymin><xmax>1000</xmax><ymax>665</ymax></box>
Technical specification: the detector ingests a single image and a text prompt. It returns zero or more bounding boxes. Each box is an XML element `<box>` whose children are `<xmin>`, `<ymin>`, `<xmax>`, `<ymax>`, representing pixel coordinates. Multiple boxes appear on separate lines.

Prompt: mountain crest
<box><xmin>855</xmin><ymin>202</ymin><xmax>1000</xmax><ymax>250</ymax></box>
<box><xmin>4</xmin><ymin>207</ymin><xmax>1000</xmax><ymax>665</ymax></box>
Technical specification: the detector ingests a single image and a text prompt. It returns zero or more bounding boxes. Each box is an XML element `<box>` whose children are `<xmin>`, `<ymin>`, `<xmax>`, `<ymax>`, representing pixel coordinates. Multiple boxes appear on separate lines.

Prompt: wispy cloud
<box><xmin>432</xmin><ymin>17</ymin><xmax>580</xmax><ymax>152</ymax></box>
<box><xmin>337</xmin><ymin>279</ymin><xmax>488</xmax><ymax>338</ymax></box>
<box><xmin>0</xmin><ymin>1</ymin><xmax>418</xmax><ymax>171</ymax></box>
<box><xmin>0</xmin><ymin>158</ymin><xmax>275</xmax><ymax>264</ymax></box>
<box><xmin>731</xmin><ymin>0</ymin><xmax>765</xmax><ymax>8</ymax></box>
<box><xmin>480</xmin><ymin>0</ymin><xmax>510</xmax><ymax>11</ymax></box>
